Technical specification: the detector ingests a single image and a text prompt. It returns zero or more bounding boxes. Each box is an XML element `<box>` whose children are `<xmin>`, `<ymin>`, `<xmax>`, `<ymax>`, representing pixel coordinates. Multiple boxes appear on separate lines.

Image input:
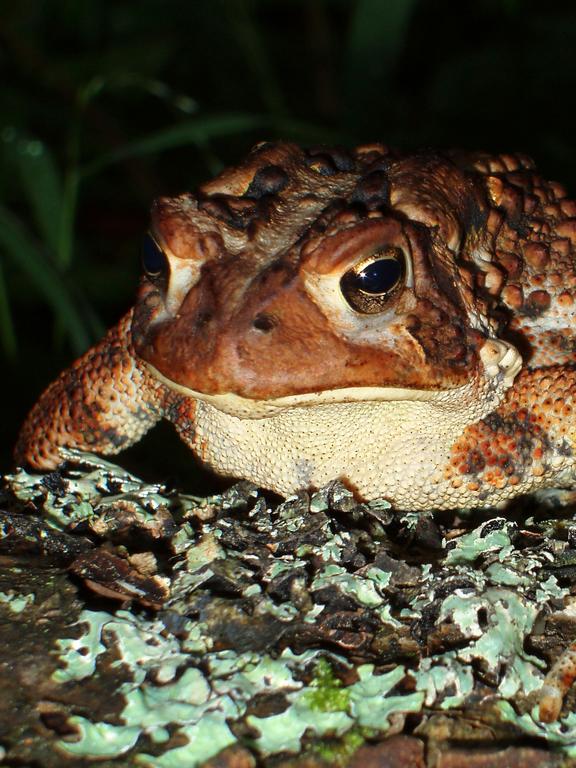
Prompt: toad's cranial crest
<box><xmin>15</xmin><ymin>142</ymin><xmax>576</xmax><ymax>509</ymax></box>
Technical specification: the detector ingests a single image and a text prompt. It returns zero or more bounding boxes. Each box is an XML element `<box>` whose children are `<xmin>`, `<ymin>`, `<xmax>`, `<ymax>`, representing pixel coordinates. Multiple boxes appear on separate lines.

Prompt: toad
<box><xmin>14</xmin><ymin>142</ymin><xmax>576</xmax><ymax>509</ymax></box>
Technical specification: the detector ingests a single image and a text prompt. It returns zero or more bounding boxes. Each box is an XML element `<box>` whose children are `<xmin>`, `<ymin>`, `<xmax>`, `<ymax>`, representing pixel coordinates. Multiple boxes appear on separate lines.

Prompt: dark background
<box><xmin>2</xmin><ymin>0</ymin><xmax>576</xmax><ymax>489</ymax></box>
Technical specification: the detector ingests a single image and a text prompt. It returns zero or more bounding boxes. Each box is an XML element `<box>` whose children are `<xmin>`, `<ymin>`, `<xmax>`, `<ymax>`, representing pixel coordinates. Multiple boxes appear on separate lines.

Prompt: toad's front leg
<box><xmin>14</xmin><ymin>312</ymin><xmax>165</xmax><ymax>470</ymax></box>
<box><xmin>443</xmin><ymin>365</ymin><xmax>576</xmax><ymax>505</ymax></box>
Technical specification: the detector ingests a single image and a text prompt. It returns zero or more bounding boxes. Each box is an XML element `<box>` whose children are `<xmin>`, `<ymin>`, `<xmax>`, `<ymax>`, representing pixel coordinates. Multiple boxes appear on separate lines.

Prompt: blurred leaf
<box><xmin>344</xmin><ymin>0</ymin><xmax>419</xmax><ymax>130</ymax></box>
<box><xmin>0</xmin><ymin>260</ymin><xmax>17</xmax><ymax>359</ymax></box>
<box><xmin>78</xmin><ymin>74</ymin><xmax>198</xmax><ymax>115</ymax></box>
<box><xmin>0</xmin><ymin>205</ymin><xmax>92</xmax><ymax>355</ymax></box>
<box><xmin>346</xmin><ymin>0</ymin><xmax>418</xmax><ymax>80</ymax></box>
<box><xmin>269</xmin><ymin>117</ymin><xmax>348</xmax><ymax>145</ymax></box>
<box><xmin>13</xmin><ymin>139</ymin><xmax>63</xmax><ymax>255</ymax></box>
<box><xmin>225</xmin><ymin>0</ymin><xmax>287</xmax><ymax>118</ymax></box>
<box><xmin>83</xmin><ymin>112</ymin><xmax>345</xmax><ymax>179</ymax></box>
<box><xmin>82</xmin><ymin>112</ymin><xmax>266</xmax><ymax>176</ymax></box>
<box><xmin>56</xmin><ymin>168</ymin><xmax>78</xmax><ymax>272</ymax></box>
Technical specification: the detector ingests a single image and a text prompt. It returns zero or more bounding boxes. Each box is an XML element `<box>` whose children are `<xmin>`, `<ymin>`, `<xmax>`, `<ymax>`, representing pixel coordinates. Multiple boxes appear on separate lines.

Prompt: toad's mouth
<box><xmin>145</xmin><ymin>337</ymin><xmax>521</xmax><ymax>419</ymax></box>
<box><xmin>146</xmin><ymin>361</ymin><xmax>446</xmax><ymax>417</ymax></box>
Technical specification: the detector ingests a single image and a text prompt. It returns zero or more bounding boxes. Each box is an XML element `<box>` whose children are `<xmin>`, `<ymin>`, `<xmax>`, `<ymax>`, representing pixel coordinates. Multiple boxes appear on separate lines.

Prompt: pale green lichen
<box><xmin>137</xmin><ymin>715</ymin><xmax>237</xmax><ymax>768</ymax></box>
<box><xmin>6</xmin><ymin>449</ymin><xmax>185</xmax><ymax>533</ymax></box>
<box><xmin>53</xmin><ymin>610</ymin><xmax>109</xmax><ymax>682</ymax></box>
<box><xmin>415</xmin><ymin>654</ymin><xmax>474</xmax><ymax>709</ymax></box>
<box><xmin>54</xmin><ymin>610</ymin><xmax>189</xmax><ymax>686</ymax></box>
<box><xmin>348</xmin><ymin>665</ymin><xmax>425</xmax><ymax>728</ymax></box>
<box><xmin>497</xmin><ymin>703</ymin><xmax>576</xmax><ymax>757</ymax></box>
<box><xmin>7</xmin><ymin>454</ymin><xmax>576</xmax><ymax>764</ymax></box>
<box><xmin>248</xmin><ymin>702</ymin><xmax>351</xmax><ymax>755</ymax></box>
<box><xmin>0</xmin><ymin>590</ymin><xmax>35</xmax><ymax>613</ymax></box>
<box><xmin>311</xmin><ymin>563</ymin><xmax>386</xmax><ymax>607</ymax></box>
<box><xmin>409</xmin><ymin>517</ymin><xmax>566</xmax><ymax>707</ymax></box>
<box><xmin>61</xmin><ymin>719</ymin><xmax>142</xmax><ymax>758</ymax></box>
<box><xmin>437</xmin><ymin>588</ymin><xmax>545</xmax><ymax>697</ymax></box>
<box><xmin>443</xmin><ymin>519</ymin><xmax>517</xmax><ymax>565</ymax></box>
<box><xmin>246</xmin><ymin>654</ymin><xmax>360</xmax><ymax>755</ymax></box>
<box><xmin>54</xmin><ymin>608</ymin><xmax>424</xmax><ymax>763</ymax></box>
<box><xmin>56</xmin><ymin>608</ymin><xmax>362</xmax><ymax>762</ymax></box>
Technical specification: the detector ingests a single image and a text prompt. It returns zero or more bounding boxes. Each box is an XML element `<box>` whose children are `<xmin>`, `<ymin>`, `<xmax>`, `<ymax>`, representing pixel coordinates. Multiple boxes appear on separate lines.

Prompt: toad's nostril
<box><xmin>252</xmin><ymin>313</ymin><xmax>277</xmax><ymax>332</ymax></box>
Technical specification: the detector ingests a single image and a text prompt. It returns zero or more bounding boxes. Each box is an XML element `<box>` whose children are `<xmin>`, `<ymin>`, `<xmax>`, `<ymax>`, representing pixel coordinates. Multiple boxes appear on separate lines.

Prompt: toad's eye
<box><xmin>142</xmin><ymin>234</ymin><xmax>169</xmax><ymax>281</ymax></box>
<box><xmin>340</xmin><ymin>247</ymin><xmax>406</xmax><ymax>314</ymax></box>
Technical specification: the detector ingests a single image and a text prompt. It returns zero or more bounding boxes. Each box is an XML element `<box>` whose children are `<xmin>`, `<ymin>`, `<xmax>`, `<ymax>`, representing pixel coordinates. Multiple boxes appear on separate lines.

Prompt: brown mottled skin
<box><xmin>15</xmin><ymin>142</ymin><xmax>576</xmax><ymax>509</ymax></box>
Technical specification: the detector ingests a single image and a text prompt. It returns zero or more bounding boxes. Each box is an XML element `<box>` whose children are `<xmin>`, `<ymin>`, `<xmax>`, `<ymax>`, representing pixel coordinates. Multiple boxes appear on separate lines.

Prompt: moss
<box><xmin>302</xmin><ymin>658</ymin><xmax>350</xmax><ymax>713</ymax></box>
<box><xmin>310</xmin><ymin>727</ymin><xmax>367</xmax><ymax>766</ymax></box>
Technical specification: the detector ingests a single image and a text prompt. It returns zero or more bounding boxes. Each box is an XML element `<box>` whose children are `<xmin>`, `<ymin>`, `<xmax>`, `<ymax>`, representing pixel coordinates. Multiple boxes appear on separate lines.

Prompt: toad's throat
<box><xmin>146</xmin><ymin>361</ymin><xmax>476</xmax><ymax>419</ymax></box>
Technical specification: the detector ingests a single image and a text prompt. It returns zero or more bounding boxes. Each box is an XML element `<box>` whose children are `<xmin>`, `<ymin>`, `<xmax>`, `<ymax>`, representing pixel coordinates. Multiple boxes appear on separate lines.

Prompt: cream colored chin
<box><xmin>145</xmin><ymin>361</ymin><xmax>472</xmax><ymax>419</ymax></box>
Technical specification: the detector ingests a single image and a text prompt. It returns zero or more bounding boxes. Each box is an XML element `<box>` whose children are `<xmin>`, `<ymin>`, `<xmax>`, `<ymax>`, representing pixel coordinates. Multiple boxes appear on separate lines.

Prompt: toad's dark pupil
<box><xmin>355</xmin><ymin>257</ymin><xmax>402</xmax><ymax>295</ymax></box>
<box><xmin>142</xmin><ymin>234</ymin><xmax>166</xmax><ymax>276</ymax></box>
